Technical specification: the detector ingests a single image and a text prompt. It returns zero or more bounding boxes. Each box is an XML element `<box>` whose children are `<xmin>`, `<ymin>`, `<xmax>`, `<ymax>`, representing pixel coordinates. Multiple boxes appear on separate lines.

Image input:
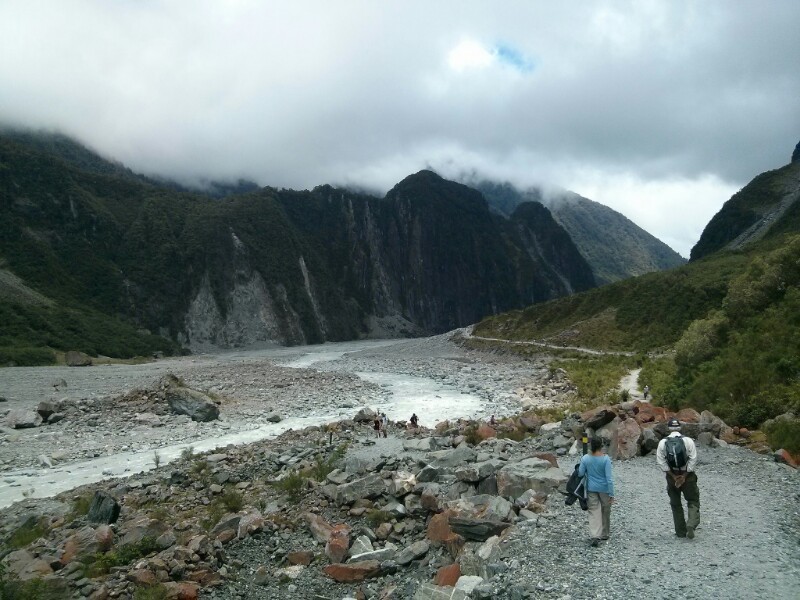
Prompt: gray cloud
<box><xmin>1</xmin><ymin>0</ymin><xmax>799</xmax><ymax>257</ymax></box>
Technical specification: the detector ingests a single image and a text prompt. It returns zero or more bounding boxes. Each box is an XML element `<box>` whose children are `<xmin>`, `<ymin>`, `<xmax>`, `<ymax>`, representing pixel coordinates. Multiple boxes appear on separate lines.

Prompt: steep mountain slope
<box><xmin>476</xmin><ymin>181</ymin><xmax>686</xmax><ymax>285</ymax></box>
<box><xmin>691</xmin><ymin>154</ymin><xmax>800</xmax><ymax>260</ymax></box>
<box><xmin>0</xmin><ymin>133</ymin><xmax>596</xmax><ymax>360</ymax></box>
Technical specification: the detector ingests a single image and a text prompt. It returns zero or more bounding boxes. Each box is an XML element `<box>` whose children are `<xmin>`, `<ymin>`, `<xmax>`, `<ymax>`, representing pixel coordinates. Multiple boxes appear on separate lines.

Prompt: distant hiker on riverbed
<box><xmin>373</xmin><ymin>416</ymin><xmax>381</xmax><ymax>438</ymax></box>
<box><xmin>578</xmin><ymin>437</ymin><xmax>615</xmax><ymax>547</ymax></box>
<box><xmin>643</xmin><ymin>384</ymin><xmax>650</xmax><ymax>400</ymax></box>
<box><xmin>656</xmin><ymin>418</ymin><xmax>699</xmax><ymax>539</ymax></box>
<box><xmin>381</xmin><ymin>412</ymin><xmax>389</xmax><ymax>437</ymax></box>
<box><xmin>409</xmin><ymin>413</ymin><xmax>418</xmax><ymax>428</ymax></box>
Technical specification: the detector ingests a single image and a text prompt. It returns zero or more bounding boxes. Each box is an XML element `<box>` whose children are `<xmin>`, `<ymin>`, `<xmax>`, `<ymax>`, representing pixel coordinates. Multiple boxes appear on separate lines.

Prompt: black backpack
<box><xmin>665</xmin><ymin>435</ymin><xmax>688</xmax><ymax>470</ymax></box>
<box><xmin>565</xmin><ymin>464</ymin><xmax>588</xmax><ymax>511</ymax></box>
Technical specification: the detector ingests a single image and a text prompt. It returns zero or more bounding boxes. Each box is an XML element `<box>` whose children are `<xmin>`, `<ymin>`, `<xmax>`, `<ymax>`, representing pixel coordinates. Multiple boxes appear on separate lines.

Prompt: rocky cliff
<box><xmin>0</xmin><ymin>134</ymin><xmax>596</xmax><ymax>354</ymax></box>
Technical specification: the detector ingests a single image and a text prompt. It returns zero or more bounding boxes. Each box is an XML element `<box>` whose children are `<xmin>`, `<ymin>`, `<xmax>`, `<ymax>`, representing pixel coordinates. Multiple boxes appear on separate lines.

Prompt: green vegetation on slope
<box><xmin>474</xmin><ymin>250</ymin><xmax>745</xmax><ymax>352</ymax></box>
<box><xmin>476</xmin><ymin>233</ymin><xmax>800</xmax><ymax>429</ymax></box>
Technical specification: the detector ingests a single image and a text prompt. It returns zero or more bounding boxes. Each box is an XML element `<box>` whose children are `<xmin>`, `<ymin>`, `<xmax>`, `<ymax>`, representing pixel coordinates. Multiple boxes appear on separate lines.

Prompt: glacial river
<box><xmin>0</xmin><ymin>339</ymin><xmax>484</xmax><ymax>508</ymax></box>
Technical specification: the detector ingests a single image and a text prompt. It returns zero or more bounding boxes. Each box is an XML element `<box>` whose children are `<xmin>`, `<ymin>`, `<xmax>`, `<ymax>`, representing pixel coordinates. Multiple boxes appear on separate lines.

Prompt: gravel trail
<box><xmin>499</xmin><ymin>447</ymin><xmax>800</xmax><ymax>600</ymax></box>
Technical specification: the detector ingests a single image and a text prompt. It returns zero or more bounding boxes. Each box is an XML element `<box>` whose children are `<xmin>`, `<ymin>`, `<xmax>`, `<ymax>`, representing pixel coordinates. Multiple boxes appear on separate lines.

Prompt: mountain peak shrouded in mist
<box><xmin>474</xmin><ymin>180</ymin><xmax>686</xmax><ymax>285</ymax></box>
<box><xmin>793</xmin><ymin>140</ymin><xmax>800</xmax><ymax>163</ymax></box>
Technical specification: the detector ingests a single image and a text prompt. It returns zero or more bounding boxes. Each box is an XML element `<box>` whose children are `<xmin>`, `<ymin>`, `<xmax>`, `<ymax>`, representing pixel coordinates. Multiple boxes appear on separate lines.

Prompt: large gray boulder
<box><xmin>165</xmin><ymin>386</ymin><xmax>219</xmax><ymax>422</ymax></box>
<box><xmin>65</xmin><ymin>350</ymin><xmax>92</xmax><ymax>366</ymax></box>
<box><xmin>496</xmin><ymin>458</ymin><xmax>566</xmax><ymax>499</ymax></box>
<box><xmin>427</xmin><ymin>445</ymin><xmax>476</xmax><ymax>469</ymax></box>
<box><xmin>353</xmin><ymin>407</ymin><xmax>377</xmax><ymax>423</ymax></box>
<box><xmin>5</xmin><ymin>409</ymin><xmax>42</xmax><ymax>429</ymax></box>
<box><xmin>335</xmin><ymin>473</ymin><xmax>385</xmax><ymax>505</ymax></box>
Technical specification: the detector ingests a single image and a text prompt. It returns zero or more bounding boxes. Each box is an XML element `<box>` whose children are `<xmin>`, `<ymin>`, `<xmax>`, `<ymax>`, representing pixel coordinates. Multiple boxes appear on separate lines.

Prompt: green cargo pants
<box><xmin>666</xmin><ymin>471</ymin><xmax>700</xmax><ymax>537</ymax></box>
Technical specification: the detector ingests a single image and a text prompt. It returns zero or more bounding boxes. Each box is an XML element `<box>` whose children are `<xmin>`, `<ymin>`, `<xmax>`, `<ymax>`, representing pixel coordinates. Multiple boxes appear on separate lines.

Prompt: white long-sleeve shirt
<box><xmin>656</xmin><ymin>431</ymin><xmax>697</xmax><ymax>472</ymax></box>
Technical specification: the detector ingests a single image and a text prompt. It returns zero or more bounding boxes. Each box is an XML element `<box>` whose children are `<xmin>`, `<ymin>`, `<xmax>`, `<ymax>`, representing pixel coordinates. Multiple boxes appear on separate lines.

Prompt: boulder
<box><xmin>634</xmin><ymin>402</ymin><xmax>667</xmax><ymax>425</ymax></box>
<box><xmin>353</xmin><ymin>407</ymin><xmax>377</xmax><ymax>423</ymax></box>
<box><xmin>496</xmin><ymin>458</ymin><xmax>566</xmax><ymax>498</ymax></box>
<box><xmin>350</xmin><ymin>543</ymin><xmax>397</xmax><ymax>562</ymax></box>
<box><xmin>325</xmin><ymin>524</ymin><xmax>351</xmax><ymax>563</ymax></box>
<box><xmin>165</xmin><ymin>386</ymin><xmax>219</xmax><ymax>422</ymax></box>
<box><xmin>61</xmin><ymin>526</ymin><xmax>112</xmax><ymax>564</ymax></box>
<box><xmin>396</xmin><ymin>540</ymin><xmax>430</xmax><ymax>566</ymax></box>
<box><xmin>454</xmin><ymin>459</ymin><xmax>503</xmax><ymax>483</ymax></box>
<box><xmin>65</xmin><ymin>350</ymin><xmax>92</xmax><ymax>366</ymax></box>
<box><xmin>162</xmin><ymin>582</ymin><xmax>200</xmax><ymax>599</ymax></box>
<box><xmin>2</xmin><ymin>549</ymin><xmax>54</xmax><ymax>580</ymax></box>
<box><xmin>676</xmin><ymin>408</ymin><xmax>701</xmax><ymax>423</ymax></box>
<box><xmin>582</xmin><ymin>407</ymin><xmax>617</xmax><ymax>430</ymax></box>
<box><xmin>134</xmin><ymin>412</ymin><xmax>162</xmax><ymax>427</ymax></box>
<box><xmin>427</xmin><ymin>445</ymin><xmax>476</xmax><ymax>469</ymax></box>
<box><xmin>404</xmin><ymin>437</ymin><xmax>439</xmax><ymax>451</ymax></box>
<box><xmin>349</xmin><ymin>535</ymin><xmax>374</xmax><ymax>557</ymax></box>
<box><xmin>447</xmin><ymin>495</ymin><xmax>513</xmax><ymax>522</ymax></box>
<box><xmin>121</xmin><ymin>518</ymin><xmax>170</xmax><ymax>547</ymax></box>
<box><xmin>304</xmin><ymin>512</ymin><xmax>334</xmax><ymax>543</ymax></box>
<box><xmin>237</xmin><ymin>510</ymin><xmax>264</xmax><ymax>539</ymax></box>
<box><xmin>287</xmin><ymin>550</ymin><xmax>314</xmax><ymax>565</ymax></box>
<box><xmin>335</xmin><ymin>473</ymin><xmax>385</xmax><ymax>505</ymax></box>
<box><xmin>87</xmin><ymin>491</ymin><xmax>121</xmax><ymax>524</ymax></box>
<box><xmin>5</xmin><ymin>409</ymin><xmax>42</xmax><ymax>429</ymax></box>
<box><xmin>388</xmin><ymin>471</ymin><xmax>416</xmax><ymax>497</ymax></box>
<box><xmin>36</xmin><ymin>401</ymin><xmax>56</xmax><ymax>421</ymax></box>
<box><xmin>518</xmin><ymin>415</ymin><xmax>544</xmax><ymax>432</ymax></box>
<box><xmin>774</xmin><ymin>449</ymin><xmax>798</xmax><ymax>468</ymax></box>
<box><xmin>640</xmin><ymin>427</ymin><xmax>659</xmax><ymax>454</ymax></box>
<box><xmin>323</xmin><ymin>560</ymin><xmax>381</xmax><ymax>582</ymax></box>
<box><xmin>605</xmin><ymin>417</ymin><xmax>642</xmax><ymax>460</ymax></box>
<box><xmin>448</xmin><ymin>517</ymin><xmax>510</xmax><ymax>542</ymax></box>
<box><xmin>417</xmin><ymin>465</ymin><xmax>441</xmax><ymax>482</ymax></box>
<box><xmin>266</xmin><ymin>413</ymin><xmax>282</xmax><ymax>423</ymax></box>
<box><xmin>435</xmin><ymin>563</ymin><xmax>461</xmax><ymax>587</ymax></box>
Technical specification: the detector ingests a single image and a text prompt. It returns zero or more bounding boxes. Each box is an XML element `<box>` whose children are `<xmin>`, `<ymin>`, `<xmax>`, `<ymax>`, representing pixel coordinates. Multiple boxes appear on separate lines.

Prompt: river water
<box><xmin>0</xmin><ymin>339</ymin><xmax>483</xmax><ymax>508</ymax></box>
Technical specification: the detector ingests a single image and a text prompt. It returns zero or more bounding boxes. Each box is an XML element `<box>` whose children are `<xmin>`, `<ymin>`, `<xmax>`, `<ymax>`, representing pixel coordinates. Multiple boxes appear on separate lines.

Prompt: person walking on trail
<box><xmin>656</xmin><ymin>417</ymin><xmax>699</xmax><ymax>539</ymax></box>
<box><xmin>409</xmin><ymin>413</ymin><xmax>418</xmax><ymax>428</ymax></box>
<box><xmin>643</xmin><ymin>384</ymin><xmax>650</xmax><ymax>400</ymax></box>
<box><xmin>381</xmin><ymin>412</ymin><xmax>389</xmax><ymax>438</ymax></box>
<box><xmin>578</xmin><ymin>437</ymin><xmax>615</xmax><ymax>547</ymax></box>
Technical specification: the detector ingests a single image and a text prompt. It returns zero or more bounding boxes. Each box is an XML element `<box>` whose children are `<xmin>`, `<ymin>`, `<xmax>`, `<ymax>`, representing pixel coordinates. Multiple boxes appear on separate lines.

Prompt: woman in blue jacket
<box><xmin>578</xmin><ymin>437</ymin><xmax>615</xmax><ymax>547</ymax></box>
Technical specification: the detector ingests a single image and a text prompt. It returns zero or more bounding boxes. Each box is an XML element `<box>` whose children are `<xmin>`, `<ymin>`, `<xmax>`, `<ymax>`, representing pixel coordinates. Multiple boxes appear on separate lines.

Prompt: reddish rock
<box><xmin>215</xmin><ymin>529</ymin><xmax>236</xmax><ymax>545</ymax></box>
<box><xmin>287</xmin><ymin>550</ymin><xmax>314</xmax><ymax>566</ymax></box>
<box><xmin>434</xmin><ymin>563</ymin><xmax>461</xmax><ymax>586</ymax></box>
<box><xmin>634</xmin><ymin>402</ymin><xmax>667</xmax><ymax>424</ymax></box>
<box><xmin>676</xmin><ymin>408</ymin><xmax>701</xmax><ymax>423</ymax></box>
<box><xmin>127</xmin><ymin>569</ymin><xmax>158</xmax><ymax>586</ymax></box>
<box><xmin>774</xmin><ymin>449</ymin><xmax>798</xmax><ymax>468</ymax></box>
<box><xmin>186</xmin><ymin>569</ymin><xmax>222</xmax><ymax>586</ymax></box>
<box><xmin>427</xmin><ymin>511</ymin><xmax>465</xmax><ymax>557</ymax></box>
<box><xmin>325</xmin><ymin>524</ymin><xmax>351</xmax><ymax>563</ymax></box>
<box><xmin>739</xmin><ymin>427</ymin><xmax>751</xmax><ymax>438</ymax></box>
<box><xmin>323</xmin><ymin>560</ymin><xmax>381</xmax><ymax>582</ymax></box>
<box><xmin>61</xmin><ymin>526</ymin><xmax>107</xmax><ymax>564</ymax></box>
<box><xmin>582</xmin><ymin>407</ymin><xmax>617</xmax><ymax>430</ymax></box>
<box><xmin>608</xmin><ymin>417</ymin><xmax>642</xmax><ymax>460</ymax></box>
<box><xmin>476</xmin><ymin>424</ymin><xmax>496</xmax><ymax>440</ymax></box>
<box><xmin>304</xmin><ymin>512</ymin><xmax>334</xmax><ymax>543</ymax></box>
<box><xmin>163</xmin><ymin>582</ymin><xmax>200</xmax><ymax>600</ymax></box>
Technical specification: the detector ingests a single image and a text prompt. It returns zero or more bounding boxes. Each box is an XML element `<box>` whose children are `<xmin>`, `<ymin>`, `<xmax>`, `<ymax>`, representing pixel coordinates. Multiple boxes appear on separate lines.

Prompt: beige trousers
<box><xmin>587</xmin><ymin>492</ymin><xmax>611</xmax><ymax>539</ymax></box>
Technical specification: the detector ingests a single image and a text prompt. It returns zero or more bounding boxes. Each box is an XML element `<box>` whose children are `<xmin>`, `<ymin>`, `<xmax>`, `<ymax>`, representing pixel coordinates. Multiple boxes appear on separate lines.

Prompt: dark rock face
<box><xmin>87</xmin><ymin>491</ymin><xmax>121</xmax><ymax>524</ymax></box>
<box><xmin>793</xmin><ymin>140</ymin><xmax>800</xmax><ymax>163</ymax></box>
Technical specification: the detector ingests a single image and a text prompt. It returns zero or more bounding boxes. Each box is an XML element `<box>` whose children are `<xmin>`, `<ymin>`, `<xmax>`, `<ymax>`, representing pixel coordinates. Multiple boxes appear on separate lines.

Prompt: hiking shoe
<box><xmin>686</xmin><ymin>527</ymin><xmax>695</xmax><ymax>539</ymax></box>
<box><xmin>676</xmin><ymin>532</ymin><xmax>686</xmax><ymax>538</ymax></box>
<box><xmin>590</xmin><ymin>538</ymin><xmax>600</xmax><ymax>547</ymax></box>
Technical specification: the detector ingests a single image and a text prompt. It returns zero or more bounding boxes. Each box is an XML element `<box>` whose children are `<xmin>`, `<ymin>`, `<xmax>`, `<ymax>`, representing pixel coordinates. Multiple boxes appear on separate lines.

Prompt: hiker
<box><xmin>409</xmin><ymin>413</ymin><xmax>418</xmax><ymax>428</ymax></box>
<box><xmin>578</xmin><ymin>437</ymin><xmax>615</xmax><ymax>547</ymax></box>
<box><xmin>489</xmin><ymin>415</ymin><xmax>497</xmax><ymax>426</ymax></box>
<box><xmin>656</xmin><ymin>418</ymin><xmax>699</xmax><ymax>539</ymax></box>
<box><xmin>643</xmin><ymin>384</ymin><xmax>650</xmax><ymax>400</ymax></box>
<box><xmin>373</xmin><ymin>416</ymin><xmax>381</xmax><ymax>438</ymax></box>
<box><xmin>381</xmin><ymin>412</ymin><xmax>389</xmax><ymax>438</ymax></box>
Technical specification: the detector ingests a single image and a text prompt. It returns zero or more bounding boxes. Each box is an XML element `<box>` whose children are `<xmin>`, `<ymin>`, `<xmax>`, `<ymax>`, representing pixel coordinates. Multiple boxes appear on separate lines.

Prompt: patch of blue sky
<box><xmin>494</xmin><ymin>43</ymin><xmax>535</xmax><ymax>73</ymax></box>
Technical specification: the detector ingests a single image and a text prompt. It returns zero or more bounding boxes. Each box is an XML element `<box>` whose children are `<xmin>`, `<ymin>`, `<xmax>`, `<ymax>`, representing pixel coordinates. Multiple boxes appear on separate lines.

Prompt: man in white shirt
<box><xmin>656</xmin><ymin>418</ymin><xmax>700</xmax><ymax>539</ymax></box>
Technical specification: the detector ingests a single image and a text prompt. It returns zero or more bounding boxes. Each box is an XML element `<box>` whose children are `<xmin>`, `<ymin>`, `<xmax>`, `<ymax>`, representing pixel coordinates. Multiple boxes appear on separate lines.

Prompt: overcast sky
<box><xmin>2</xmin><ymin>1</ymin><xmax>799</xmax><ymax>257</ymax></box>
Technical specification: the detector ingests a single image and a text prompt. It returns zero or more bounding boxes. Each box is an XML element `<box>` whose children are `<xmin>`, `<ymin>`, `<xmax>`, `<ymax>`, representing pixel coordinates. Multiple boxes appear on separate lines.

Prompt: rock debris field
<box><xmin>0</xmin><ymin>332</ymin><xmax>797</xmax><ymax>599</ymax></box>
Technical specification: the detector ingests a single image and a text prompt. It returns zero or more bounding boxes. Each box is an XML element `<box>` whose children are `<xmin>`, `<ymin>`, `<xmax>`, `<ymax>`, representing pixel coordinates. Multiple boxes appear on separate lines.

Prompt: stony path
<box><xmin>498</xmin><ymin>447</ymin><xmax>800</xmax><ymax>599</ymax></box>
